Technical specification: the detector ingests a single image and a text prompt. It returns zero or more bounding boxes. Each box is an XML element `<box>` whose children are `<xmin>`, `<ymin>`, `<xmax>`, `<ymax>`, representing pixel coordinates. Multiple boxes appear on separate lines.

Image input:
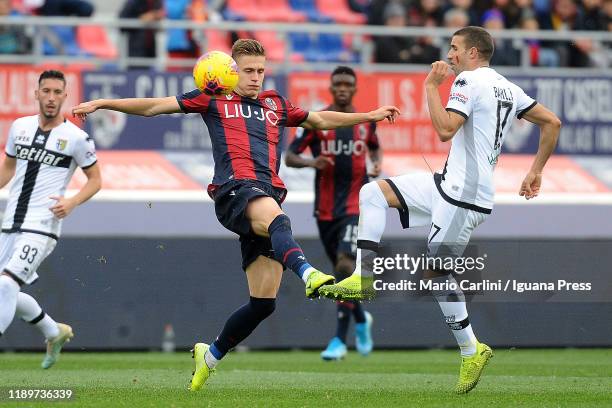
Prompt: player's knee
<box><xmin>250</xmin><ymin>297</ymin><xmax>276</xmax><ymax>319</ymax></box>
<box><xmin>268</xmin><ymin>214</ymin><xmax>292</xmax><ymax>235</ymax></box>
<box><xmin>359</xmin><ymin>181</ymin><xmax>388</xmax><ymax>208</ymax></box>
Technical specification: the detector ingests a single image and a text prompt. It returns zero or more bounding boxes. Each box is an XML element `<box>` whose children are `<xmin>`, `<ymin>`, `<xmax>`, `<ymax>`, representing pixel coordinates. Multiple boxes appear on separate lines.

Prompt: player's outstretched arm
<box><xmin>301</xmin><ymin>106</ymin><xmax>400</xmax><ymax>130</ymax></box>
<box><xmin>50</xmin><ymin>163</ymin><xmax>102</xmax><ymax>219</ymax></box>
<box><xmin>518</xmin><ymin>103</ymin><xmax>561</xmax><ymax>200</ymax></box>
<box><xmin>72</xmin><ymin>97</ymin><xmax>182</xmax><ymax>120</ymax></box>
<box><xmin>0</xmin><ymin>156</ymin><xmax>16</xmax><ymax>189</ymax></box>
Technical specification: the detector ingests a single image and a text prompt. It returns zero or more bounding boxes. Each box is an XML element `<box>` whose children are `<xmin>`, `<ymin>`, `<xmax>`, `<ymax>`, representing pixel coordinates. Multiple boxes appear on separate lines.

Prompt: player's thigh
<box><xmin>384</xmin><ymin>173</ymin><xmax>436</xmax><ymax>228</ymax></box>
<box><xmin>3</xmin><ymin>233</ymin><xmax>56</xmax><ymax>285</ymax></box>
<box><xmin>427</xmin><ymin>198</ymin><xmax>488</xmax><ymax>258</ymax></box>
<box><xmin>245</xmin><ymin>255</ymin><xmax>284</xmax><ymax>298</ymax></box>
<box><xmin>246</xmin><ymin>196</ymin><xmax>284</xmax><ymax>237</ymax></box>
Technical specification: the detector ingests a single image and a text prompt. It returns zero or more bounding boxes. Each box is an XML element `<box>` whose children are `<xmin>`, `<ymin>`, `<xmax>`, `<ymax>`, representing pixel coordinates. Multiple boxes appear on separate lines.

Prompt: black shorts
<box><xmin>317</xmin><ymin>215</ymin><xmax>359</xmax><ymax>266</ymax></box>
<box><xmin>210</xmin><ymin>180</ymin><xmax>287</xmax><ymax>271</ymax></box>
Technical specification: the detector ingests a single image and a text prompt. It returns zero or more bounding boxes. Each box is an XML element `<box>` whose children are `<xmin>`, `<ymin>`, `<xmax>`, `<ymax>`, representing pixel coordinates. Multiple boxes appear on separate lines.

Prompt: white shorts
<box><xmin>0</xmin><ymin>232</ymin><xmax>57</xmax><ymax>285</ymax></box>
<box><xmin>385</xmin><ymin>173</ymin><xmax>489</xmax><ymax>257</ymax></box>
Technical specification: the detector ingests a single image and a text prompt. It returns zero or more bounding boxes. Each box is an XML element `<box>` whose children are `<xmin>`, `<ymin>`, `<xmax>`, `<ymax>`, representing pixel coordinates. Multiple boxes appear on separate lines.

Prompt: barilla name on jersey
<box><xmin>15</xmin><ymin>145</ymin><xmax>71</xmax><ymax>167</ymax></box>
<box><xmin>320</xmin><ymin>139</ymin><xmax>367</xmax><ymax>156</ymax></box>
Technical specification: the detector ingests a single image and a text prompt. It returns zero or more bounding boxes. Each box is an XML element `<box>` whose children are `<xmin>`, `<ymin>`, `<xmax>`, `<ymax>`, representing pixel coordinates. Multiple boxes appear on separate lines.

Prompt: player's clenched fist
<box><xmin>425</xmin><ymin>61</ymin><xmax>452</xmax><ymax>87</ymax></box>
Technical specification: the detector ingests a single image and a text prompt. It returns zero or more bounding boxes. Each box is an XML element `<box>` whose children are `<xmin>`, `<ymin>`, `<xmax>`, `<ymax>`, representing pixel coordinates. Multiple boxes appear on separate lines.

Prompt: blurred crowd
<box><xmin>1</xmin><ymin>0</ymin><xmax>611</xmax><ymax>68</ymax></box>
<box><xmin>371</xmin><ymin>0</ymin><xmax>612</xmax><ymax>67</ymax></box>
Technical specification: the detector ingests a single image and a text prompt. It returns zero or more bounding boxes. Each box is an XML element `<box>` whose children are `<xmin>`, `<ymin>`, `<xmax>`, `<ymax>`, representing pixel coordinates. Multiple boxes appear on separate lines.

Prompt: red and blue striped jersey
<box><xmin>177</xmin><ymin>89</ymin><xmax>309</xmax><ymax>191</ymax></box>
<box><xmin>289</xmin><ymin>109</ymin><xmax>379</xmax><ymax>221</ymax></box>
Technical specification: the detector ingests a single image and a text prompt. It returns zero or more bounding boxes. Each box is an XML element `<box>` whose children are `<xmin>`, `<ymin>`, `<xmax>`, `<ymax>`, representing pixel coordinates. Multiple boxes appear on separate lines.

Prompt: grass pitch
<box><xmin>1</xmin><ymin>349</ymin><xmax>611</xmax><ymax>407</ymax></box>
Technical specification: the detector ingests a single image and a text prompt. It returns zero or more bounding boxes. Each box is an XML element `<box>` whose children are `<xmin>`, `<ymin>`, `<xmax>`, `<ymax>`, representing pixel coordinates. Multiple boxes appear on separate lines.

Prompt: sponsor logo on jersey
<box><xmin>15</xmin><ymin>145</ymin><xmax>71</xmax><ymax>168</ymax></box>
<box><xmin>15</xmin><ymin>133</ymin><xmax>32</xmax><ymax>143</ymax></box>
<box><xmin>320</xmin><ymin>139</ymin><xmax>366</xmax><ymax>156</ymax></box>
<box><xmin>35</xmin><ymin>134</ymin><xmax>46</xmax><ymax>145</ymax></box>
<box><xmin>264</xmin><ymin>97</ymin><xmax>277</xmax><ymax>111</ymax></box>
<box><xmin>449</xmin><ymin>92</ymin><xmax>469</xmax><ymax>104</ymax></box>
<box><xmin>223</xmin><ymin>103</ymin><xmax>280</xmax><ymax>126</ymax></box>
<box><xmin>56</xmin><ymin>139</ymin><xmax>68</xmax><ymax>151</ymax></box>
<box><xmin>454</xmin><ymin>78</ymin><xmax>467</xmax><ymax>87</ymax></box>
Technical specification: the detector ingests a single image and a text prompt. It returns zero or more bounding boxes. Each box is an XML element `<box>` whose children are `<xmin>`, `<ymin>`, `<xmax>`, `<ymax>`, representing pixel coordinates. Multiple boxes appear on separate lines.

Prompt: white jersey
<box><xmin>440</xmin><ymin>67</ymin><xmax>536</xmax><ymax>212</ymax></box>
<box><xmin>3</xmin><ymin>115</ymin><xmax>97</xmax><ymax>239</ymax></box>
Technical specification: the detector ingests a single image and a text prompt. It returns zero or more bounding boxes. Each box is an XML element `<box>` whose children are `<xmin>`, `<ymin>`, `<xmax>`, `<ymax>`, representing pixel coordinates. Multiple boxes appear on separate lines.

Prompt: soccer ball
<box><xmin>193</xmin><ymin>51</ymin><xmax>239</xmax><ymax>96</ymax></box>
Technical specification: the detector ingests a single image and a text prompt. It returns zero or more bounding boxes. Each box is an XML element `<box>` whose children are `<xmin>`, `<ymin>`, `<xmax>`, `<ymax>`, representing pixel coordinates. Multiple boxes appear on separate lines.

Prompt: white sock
<box><xmin>431</xmin><ymin>275</ymin><xmax>477</xmax><ymax>356</ymax></box>
<box><xmin>301</xmin><ymin>267</ymin><xmax>315</xmax><ymax>284</ymax></box>
<box><xmin>204</xmin><ymin>349</ymin><xmax>219</xmax><ymax>369</ymax></box>
<box><xmin>16</xmin><ymin>292</ymin><xmax>60</xmax><ymax>340</ymax></box>
<box><xmin>354</xmin><ymin>182</ymin><xmax>388</xmax><ymax>277</ymax></box>
<box><xmin>0</xmin><ymin>274</ymin><xmax>20</xmax><ymax>335</ymax></box>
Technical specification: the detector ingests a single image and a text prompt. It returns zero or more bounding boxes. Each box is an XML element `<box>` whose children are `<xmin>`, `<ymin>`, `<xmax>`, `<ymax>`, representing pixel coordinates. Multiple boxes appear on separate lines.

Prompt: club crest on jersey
<box><xmin>56</xmin><ymin>139</ymin><xmax>68</xmax><ymax>151</ymax></box>
<box><xmin>35</xmin><ymin>134</ymin><xmax>46</xmax><ymax>145</ymax></box>
<box><xmin>265</xmin><ymin>97</ymin><xmax>277</xmax><ymax>111</ymax></box>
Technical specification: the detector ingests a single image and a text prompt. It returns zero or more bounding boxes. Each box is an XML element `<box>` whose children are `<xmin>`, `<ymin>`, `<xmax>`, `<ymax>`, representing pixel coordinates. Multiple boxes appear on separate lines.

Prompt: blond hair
<box><xmin>231</xmin><ymin>39</ymin><xmax>266</xmax><ymax>60</ymax></box>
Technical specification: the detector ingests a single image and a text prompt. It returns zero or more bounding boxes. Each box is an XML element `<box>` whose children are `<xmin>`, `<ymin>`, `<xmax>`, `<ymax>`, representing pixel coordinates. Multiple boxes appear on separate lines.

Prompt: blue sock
<box><xmin>211</xmin><ymin>297</ymin><xmax>276</xmax><ymax>359</ymax></box>
<box><xmin>268</xmin><ymin>214</ymin><xmax>313</xmax><ymax>279</ymax></box>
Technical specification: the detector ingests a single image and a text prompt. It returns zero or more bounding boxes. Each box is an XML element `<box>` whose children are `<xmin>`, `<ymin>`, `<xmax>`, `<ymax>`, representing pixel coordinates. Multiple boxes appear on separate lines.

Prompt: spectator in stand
<box><xmin>407</xmin><ymin>0</ymin><xmax>445</xmax><ymax>27</ymax></box>
<box><xmin>374</xmin><ymin>1</ymin><xmax>439</xmax><ymax>63</ymax></box>
<box><xmin>368</xmin><ymin>0</ymin><xmax>410</xmax><ymax>25</ymax></box>
<box><xmin>573</xmin><ymin>0</ymin><xmax>609</xmax><ymax>66</ymax></box>
<box><xmin>442</xmin><ymin>0</ymin><xmax>480</xmax><ymax>26</ymax></box>
<box><xmin>520</xmin><ymin>10</ymin><xmax>561</xmax><ymax>66</ymax></box>
<box><xmin>166</xmin><ymin>0</ymin><xmax>199</xmax><ymax>64</ymax></box>
<box><xmin>348</xmin><ymin>0</ymin><xmax>371</xmax><ymax>14</ymax></box>
<box><xmin>481</xmin><ymin>8</ymin><xmax>520</xmax><ymax>66</ymax></box>
<box><xmin>22</xmin><ymin>0</ymin><xmax>93</xmax><ymax>16</ymax></box>
<box><xmin>120</xmin><ymin>0</ymin><xmax>164</xmax><ymax>68</ymax></box>
<box><xmin>575</xmin><ymin>0</ymin><xmax>607</xmax><ymax>30</ymax></box>
<box><xmin>0</xmin><ymin>0</ymin><xmax>31</xmax><ymax>54</ymax></box>
<box><xmin>491</xmin><ymin>0</ymin><xmax>522</xmax><ymax>28</ymax></box>
<box><xmin>539</xmin><ymin>0</ymin><xmax>594</xmax><ymax>66</ymax></box>
<box><xmin>442</xmin><ymin>7</ymin><xmax>469</xmax><ymax>28</ymax></box>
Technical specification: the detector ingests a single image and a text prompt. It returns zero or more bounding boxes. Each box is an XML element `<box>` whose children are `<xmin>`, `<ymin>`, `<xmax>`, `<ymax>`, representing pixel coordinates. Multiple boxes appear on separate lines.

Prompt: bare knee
<box><xmin>246</xmin><ymin>197</ymin><xmax>284</xmax><ymax>237</ymax></box>
<box><xmin>377</xmin><ymin>180</ymin><xmax>402</xmax><ymax>208</ymax></box>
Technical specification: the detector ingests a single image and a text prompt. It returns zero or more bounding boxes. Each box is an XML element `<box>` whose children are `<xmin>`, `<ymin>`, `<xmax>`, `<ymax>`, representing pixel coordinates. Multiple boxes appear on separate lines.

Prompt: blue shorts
<box><xmin>316</xmin><ymin>215</ymin><xmax>359</xmax><ymax>266</ymax></box>
<box><xmin>210</xmin><ymin>180</ymin><xmax>286</xmax><ymax>270</ymax></box>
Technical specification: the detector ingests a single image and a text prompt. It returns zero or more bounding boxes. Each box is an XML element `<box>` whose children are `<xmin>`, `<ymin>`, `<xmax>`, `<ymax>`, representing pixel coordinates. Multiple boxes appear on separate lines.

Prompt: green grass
<box><xmin>1</xmin><ymin>349</ymin><xmax>611</xmax><ymax>407</ymax></box>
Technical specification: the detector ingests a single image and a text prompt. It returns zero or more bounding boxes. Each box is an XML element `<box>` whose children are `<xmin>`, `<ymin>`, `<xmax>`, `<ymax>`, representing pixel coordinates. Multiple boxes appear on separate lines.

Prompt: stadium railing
<box><xmin>0</xmin><ymin>15</ymin><xmax>611</xmax><ymax>74</ymax></box>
